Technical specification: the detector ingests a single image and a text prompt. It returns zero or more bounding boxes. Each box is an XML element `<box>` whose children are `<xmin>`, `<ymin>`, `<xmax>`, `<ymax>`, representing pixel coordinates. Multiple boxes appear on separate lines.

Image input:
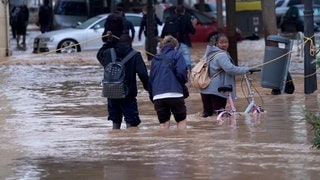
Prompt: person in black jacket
<box><xmin>160</xmin><ymin>14</ymin><xmax>179</xmax><ymax>39</ymax></box>
<box><xmin>138</xmin><ymin>5</ymin><xmax>162</xmax><ymax>60</ymax></box>
<box><xmin>38</xmin><ymin>0</ymin><xmax>53</xmax><ymax>33</ymax></box>
<box><xmin>101</xmin><ymin>13</ymin><xmax>124</xmax><ymax>43</ymax></box>
<box><xmin>9</xmin><ymin>5</ymin><xmax>19</xmax><ymax>39</ymax></box>
<box><xmin>15</xmin><ymin>4</ymin><xmax>29</xmax><ymax>50</ymax></box>
<box><xmin>116</xmin><ymin>7</ymin><xmax>135</xmax><ymax>41</ymax></box>
<box><xmin>97</xmin><ymin>13</ymin><xmax>149</xmax><ymax>129</ymax></box>
<box><xmin>176</xmin><ymin>5</ymin><xmax>196</xmax><ymax>70</ymax></box>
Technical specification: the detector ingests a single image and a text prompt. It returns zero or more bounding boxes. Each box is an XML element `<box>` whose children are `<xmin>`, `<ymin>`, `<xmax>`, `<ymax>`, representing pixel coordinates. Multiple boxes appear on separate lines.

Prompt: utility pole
<box><xmin>216</xmin><ymin>0</ymin><xmax>224</xmax><ymax>33</ymax></box>
<box><xmin>225</xmin><ymin>0</ymin><xmax>237</xmax><ymax>65</ymax></box>
<box><xmin>261</xmin><ymin>0</ymin><xmax>277</xmax><ymax>46</ymax></box>
<box><xmin>304</xmin><ymin>0</ymin><xmax>317</xmax><ymax>94</ymax></box>
<box><xmin>146</xmin><ymin>0</ymin><xmax>156</xmax><ymax>61</ymax></box>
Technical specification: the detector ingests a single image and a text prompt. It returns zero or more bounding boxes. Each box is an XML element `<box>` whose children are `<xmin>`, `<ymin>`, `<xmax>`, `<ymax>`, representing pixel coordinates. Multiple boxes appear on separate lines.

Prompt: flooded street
<box><xmin>1</xmin><ymin>37</ymin><xmax>320</xmax><ymax>179</ymax></box>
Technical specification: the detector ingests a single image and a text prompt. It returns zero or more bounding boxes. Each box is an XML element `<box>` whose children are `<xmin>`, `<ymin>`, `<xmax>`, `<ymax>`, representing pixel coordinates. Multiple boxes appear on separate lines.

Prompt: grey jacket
<box><xmin>200</xmin><ymin>45</ymin><xmax>249</xmax><ymax>99</ymax></box>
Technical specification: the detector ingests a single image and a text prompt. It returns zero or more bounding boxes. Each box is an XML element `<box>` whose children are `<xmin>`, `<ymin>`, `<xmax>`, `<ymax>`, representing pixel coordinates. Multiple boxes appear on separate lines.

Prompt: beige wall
<box><xmin>0</xmin><ymin>1</ymin><xmax>10</xmax><ymax>57</ymax></box>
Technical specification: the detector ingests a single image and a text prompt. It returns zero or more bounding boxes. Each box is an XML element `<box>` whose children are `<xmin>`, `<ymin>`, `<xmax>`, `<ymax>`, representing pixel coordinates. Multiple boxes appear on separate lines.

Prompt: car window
<box><xmin>287</xmin><ymin>0</ymin><xmax>302</xmax><ymax>6</ymax></box>
<box><xmin>275</xmin><ymin>0</ymin><xmax>284</xmax><ymax>7</ymax></box>
<box><xmin>75</xmin><ymin>16</ymin><xmax>104</xmax><ymax>29</ymax></box>
<box><xmin>204</xmin><ymin>4</ymin><xmax>216</xmax><ymax>12</ymax></box>
<box><xmin>285</xmin><ymin>6</ymin><xmax>302</xmax><ymax>19</ymax></box>
<box><xmin>126</xmin><ymin>15</ymin><xmax>141</xmax><ymax>26</ymax></box>
<box><xmin>163</xmin><ymin>7</ymin><xmax>176</xmax><ymax>23</ymax></box>
<box><xmin>291</xmin><ymin>7</ymin><xmax>299</xmax><ymax>17</ymax></box>
<box><xmin>194</xmin><ymin>3</ymin><xmax>225</xmax><ymax>13</ymax></box>
<box><xmin>194</xmin><ymin>3</ymin><xmax>216</xmax><ymax>12</ymax></box>
<box><xmin>297</xmin><ymin>7</ymin><xmax>304</xmax><ymax>16</ymax></box>
<box><xmin>297</xmin><ymin>6</ymin><xmax>320</xmax><ymax>16</ymax></box>
<box><xmin>95</xmin><ymin>19</ymin><xmax>106</xmax><ymax>29</ymax></box>
<box><xmin>314</xmin><ymin>7</ymin><xmax>320</xmax><ymax>16</ymax></box>
<box><xmin>54</xmin><ymin>1</ymin><xmax>88</xmax><ymax>16</ymax></box>
<box><xmin>188</xmin><ymin>10</ymin><xmax>214</xmax><ymax>24</ymax></box>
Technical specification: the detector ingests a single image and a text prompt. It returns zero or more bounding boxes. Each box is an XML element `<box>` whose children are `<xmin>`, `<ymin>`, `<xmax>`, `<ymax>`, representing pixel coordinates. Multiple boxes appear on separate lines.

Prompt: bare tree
<box><xmin>216</xmin><ymin>0</ymin><xmax>224</xmax><ymax>33</ymax></box>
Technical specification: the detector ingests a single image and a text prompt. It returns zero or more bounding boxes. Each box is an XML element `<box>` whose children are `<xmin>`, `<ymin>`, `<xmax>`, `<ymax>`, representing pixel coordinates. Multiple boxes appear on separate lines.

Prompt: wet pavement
<box><xmin>1</xmin><ymin>28</ymin><xmax>320</xmax><ymax>179</ymax></box>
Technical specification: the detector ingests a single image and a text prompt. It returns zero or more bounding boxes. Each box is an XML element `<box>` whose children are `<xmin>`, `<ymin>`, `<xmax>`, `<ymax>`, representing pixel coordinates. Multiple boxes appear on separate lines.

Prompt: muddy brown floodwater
<box><xmin>1</xmin><ymin>40</ymin><xmax>320</xmax><ymax>179</ymax></box>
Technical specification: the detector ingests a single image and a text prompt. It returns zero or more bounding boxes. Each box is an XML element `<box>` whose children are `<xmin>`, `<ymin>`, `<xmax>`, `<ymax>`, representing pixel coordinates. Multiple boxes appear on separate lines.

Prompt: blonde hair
<box><xmin>162</xmin><ymin>35</ymin><xmax>179</xmax><ymax>49</ymax></box>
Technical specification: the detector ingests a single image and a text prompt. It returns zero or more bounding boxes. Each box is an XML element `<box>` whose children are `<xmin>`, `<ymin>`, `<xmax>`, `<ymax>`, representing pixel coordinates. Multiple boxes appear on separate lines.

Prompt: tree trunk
<box><xmin>225</xmin><ymin>0</ymin><xmax>238</xmax><ymax>65</ymax></box>
<box><xmin>216</xmin><ymin>0</ymin><xmax>224</xmax><ymax>33</ymax></box>
<box><xmin>146</xmin><ymin>1</ymin><xmax>156</xmax><ymax>61</ymax></box>
<box><xmin>261</xmin><ymin>0</ymin><xmax>278</xmax><ymax>46</ymax></box>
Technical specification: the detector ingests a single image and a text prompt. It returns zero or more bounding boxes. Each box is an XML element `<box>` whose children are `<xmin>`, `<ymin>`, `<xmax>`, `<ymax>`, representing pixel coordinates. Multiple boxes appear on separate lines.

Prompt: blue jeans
<box><xmin>107</xmin><ymin>97</ymin><xmax>141</xmax><ymax>126</ymax></box>
<box><xmin>178</xmin><ymin>43</ymin><xmax>191</xmax><ymax>70</ymax></box>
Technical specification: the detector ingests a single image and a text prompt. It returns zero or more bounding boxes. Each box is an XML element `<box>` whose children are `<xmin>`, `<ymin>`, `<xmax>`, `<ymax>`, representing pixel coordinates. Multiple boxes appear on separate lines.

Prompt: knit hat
<box><xmin>162</xmin><ymin>35</ymin><xmax>179</xmax><ymax>48</ymax></box>
<box><xmin>105</xmin><ymin>13</ymin><xmax>124</xmax><ymax>37</ymax></box>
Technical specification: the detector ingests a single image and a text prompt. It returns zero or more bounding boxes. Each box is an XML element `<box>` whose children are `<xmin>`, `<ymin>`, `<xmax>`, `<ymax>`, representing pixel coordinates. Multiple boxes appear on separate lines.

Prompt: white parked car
<box><xmin>33</xmin><ymin>13</ymin><xmax>163</xmax><ymax>53</ymax></box>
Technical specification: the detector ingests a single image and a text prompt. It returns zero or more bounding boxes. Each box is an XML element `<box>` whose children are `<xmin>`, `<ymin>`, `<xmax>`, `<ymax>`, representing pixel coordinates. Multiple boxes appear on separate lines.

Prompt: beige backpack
<box><xmin>190</xmin><ymin>52</ymin><xmax>224</xmax><ymax>89</ymax></box>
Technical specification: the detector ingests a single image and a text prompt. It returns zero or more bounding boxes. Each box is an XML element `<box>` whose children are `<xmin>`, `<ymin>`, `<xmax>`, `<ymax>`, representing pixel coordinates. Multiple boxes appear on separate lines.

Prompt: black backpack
<box><xmin>102</xmin><ymin>48</ymin><xmax>137</xmax><ymax>99</ymax></box>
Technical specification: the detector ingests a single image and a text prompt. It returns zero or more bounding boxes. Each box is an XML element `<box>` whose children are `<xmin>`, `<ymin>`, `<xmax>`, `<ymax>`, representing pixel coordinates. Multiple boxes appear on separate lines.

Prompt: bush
<box><xmin>304</xmin><ymin>111</ymin><xmax>320</xmax><ymax>149</ymax></box>
<box><xmin>305</xmin><ymin>58</ymin><xmax>320</xmax><ymax>148</ymax></box>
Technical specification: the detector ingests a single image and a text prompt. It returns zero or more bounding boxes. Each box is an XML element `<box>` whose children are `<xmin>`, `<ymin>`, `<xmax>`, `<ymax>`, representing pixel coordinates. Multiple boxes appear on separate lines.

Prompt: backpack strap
<box><xmin>110</xmin><ymin>48</ymin><xmax>116</xmax><ymax>62</ymax></box>
<box><xmin>120</xmin><ymin>49</ymin><xmax>138</xmax><ymax>64</ymax></box>
<box><xmin>110</xmin><ymin>48</ymin><xmax>137</xmax><ymax>64</ymax></box>
<box><xmin>206</xmin><ymin>51</ymin><xmax>225</xmax><ymax>78</ymax></box>
<box><xmin>207</xmin><ymin>50</ymin><xmax>225</xmax><ymax>62</ymax></box>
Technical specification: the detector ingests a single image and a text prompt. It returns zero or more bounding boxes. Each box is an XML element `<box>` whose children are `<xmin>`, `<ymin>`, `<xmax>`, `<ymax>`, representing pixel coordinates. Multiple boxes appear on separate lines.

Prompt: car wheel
<box><xmin>57</xmin><ymin>39</ymin><xmax>80</xmax><ymax>53</ymax></box>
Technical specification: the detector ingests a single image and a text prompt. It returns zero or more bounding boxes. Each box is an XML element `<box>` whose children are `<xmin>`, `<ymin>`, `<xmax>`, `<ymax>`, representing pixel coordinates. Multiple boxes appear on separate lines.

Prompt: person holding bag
<box><xmin>200</xmin><ymin>34</ymin><xmax>250</xmax><ymax>118</ymax></box>
<box><xmin>149</xmin><ymin>35</ymin><xmax>188</xmax><ymax>129</ymax></box>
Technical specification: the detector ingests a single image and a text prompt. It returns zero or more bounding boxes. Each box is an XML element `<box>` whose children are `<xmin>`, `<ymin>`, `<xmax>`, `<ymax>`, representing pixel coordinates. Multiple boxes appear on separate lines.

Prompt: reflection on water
<box><xmin>1</xmin><ymin>64</ymin><xmax>320</xmax><ymax>179</ymax></box>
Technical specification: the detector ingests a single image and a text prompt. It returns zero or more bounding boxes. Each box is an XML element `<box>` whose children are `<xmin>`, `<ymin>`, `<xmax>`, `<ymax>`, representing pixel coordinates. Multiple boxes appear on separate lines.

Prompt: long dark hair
<box><xmin>209</xmin><ymin>33</ymin><xmax>227</xmax><ymax>46</ymax></box>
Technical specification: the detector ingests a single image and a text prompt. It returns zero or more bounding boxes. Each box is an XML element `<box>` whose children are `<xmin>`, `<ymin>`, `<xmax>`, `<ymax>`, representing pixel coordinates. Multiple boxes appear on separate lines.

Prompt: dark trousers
<box><xmin>201</xmin><ymin>93</ymin><xmax>227</xmax><ymax>116</ymax></box>
<box><xmin>271</xmin><ymin>72</ymin><xmax>295</xmax><ymax>95</ymax></box>
<box><xmin>107</xmin><ymin>97</ymin><xmax>141</xmax><ymax>126</ymax></box>
<box><xmin>11</xmin><ymin>25</ymin><xmax>16</xmax><ymax>38</ymax></box>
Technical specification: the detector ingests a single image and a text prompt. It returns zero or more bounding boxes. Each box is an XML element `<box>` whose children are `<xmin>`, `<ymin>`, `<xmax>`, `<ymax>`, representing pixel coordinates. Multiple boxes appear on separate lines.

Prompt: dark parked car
<box><xmin>275</xmin><ymin>0</ymin><xmax>304</xmax><ymax>26</ymax></box>
<box><xmin>279</xmin><ymin>4</ymin><xmax>320</xmax><ymax>32</ymax></box>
